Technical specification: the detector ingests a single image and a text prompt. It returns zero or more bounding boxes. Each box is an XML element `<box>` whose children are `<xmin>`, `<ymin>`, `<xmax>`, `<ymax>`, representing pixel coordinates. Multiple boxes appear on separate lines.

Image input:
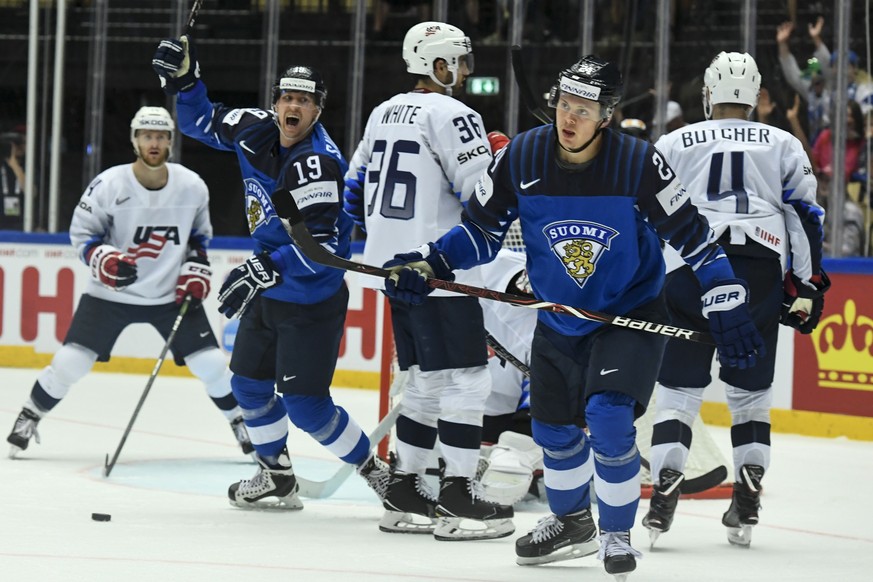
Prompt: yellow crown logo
<box><xmin>810</xmin><ymin>299</ymin><xmax>873</xmax><ymax>391</ymax></box>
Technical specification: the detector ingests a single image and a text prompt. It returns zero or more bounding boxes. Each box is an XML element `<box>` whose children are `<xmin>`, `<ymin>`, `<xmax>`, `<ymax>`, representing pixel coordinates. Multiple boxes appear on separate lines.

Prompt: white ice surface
<box><xmin>1</xmin><ymin>368</ymin><xmax>871</xmax><ymax>581</ymax></box>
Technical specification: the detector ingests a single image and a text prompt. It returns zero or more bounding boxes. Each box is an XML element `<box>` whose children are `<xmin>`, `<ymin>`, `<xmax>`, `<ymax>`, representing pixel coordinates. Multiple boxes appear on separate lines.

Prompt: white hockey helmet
<box><xmin>702</xmin><ymin>51</ymin><xmax>761</xmax><ymax>119</ymax></box>
<box><xmin>130</xmin><ymin>106</ymin><xmax>174</xmax><ymax>159</ymax></box>
<box><xmin>402</xmin><ymin>21</ymin><xmax>473</xmax><ymax>93</ymax></box>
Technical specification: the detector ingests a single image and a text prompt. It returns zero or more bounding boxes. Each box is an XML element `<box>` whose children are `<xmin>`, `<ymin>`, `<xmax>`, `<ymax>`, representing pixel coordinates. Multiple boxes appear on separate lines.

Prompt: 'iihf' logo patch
<box><xmin>543</xmin><ymin>220</ymin><xmax>618</xmax><ymax>288</ymax></box>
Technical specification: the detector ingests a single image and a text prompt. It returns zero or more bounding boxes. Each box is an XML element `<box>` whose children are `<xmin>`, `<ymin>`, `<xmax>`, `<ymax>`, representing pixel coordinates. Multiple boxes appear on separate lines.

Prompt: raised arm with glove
<box><xmin>152</xmin><ymin>35</ymin><xmax>200</xmax><ymax>95</ymax></box>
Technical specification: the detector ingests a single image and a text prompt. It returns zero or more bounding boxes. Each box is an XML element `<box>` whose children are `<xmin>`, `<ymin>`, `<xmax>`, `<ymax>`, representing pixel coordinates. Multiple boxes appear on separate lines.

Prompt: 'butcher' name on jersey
<box><xmin>678</xmin><ymin>126</ymin><xmax>771</xmax><ymax>148</ymax></box>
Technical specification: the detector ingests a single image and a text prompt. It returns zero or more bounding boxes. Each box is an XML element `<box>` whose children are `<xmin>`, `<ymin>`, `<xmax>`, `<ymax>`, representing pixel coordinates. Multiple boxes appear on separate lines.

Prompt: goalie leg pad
<box><xmin>480</xmin><ymin>431</ymin><xmax>543</xmax><ymax>505</ymax></box>
<box><xmin>433</xmin><ymin>516</ymin><xmax>516</xmax><ymax>541</ymax></box>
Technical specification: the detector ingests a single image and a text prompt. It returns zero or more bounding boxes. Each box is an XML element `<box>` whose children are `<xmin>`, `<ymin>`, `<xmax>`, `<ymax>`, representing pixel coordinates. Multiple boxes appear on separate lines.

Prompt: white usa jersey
<box><xmin>655</xmin><ymin>118</ymin><xmax>824</xmax><ymax>281</ymax></box>
<box><xmin>480</xmin><ymin>250</ymin><xmax>536</xmax><ymax>417</ymax></box>
<box><xmin>70</xmin><ymin>163</ymin><xmax>212</xmax><ymax>305</ymax></box>
<box><xmin>344</xmin><ymin>91</ymin><xmax>492</xmax><ymax>292</ymax></box>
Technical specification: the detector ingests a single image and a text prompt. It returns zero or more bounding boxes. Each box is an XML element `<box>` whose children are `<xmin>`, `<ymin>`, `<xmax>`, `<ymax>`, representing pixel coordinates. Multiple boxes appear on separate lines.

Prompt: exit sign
<box><xmin>468</xmin><ymin>77</ymin><xmax>500</xmax><ymax>95</ymax></box>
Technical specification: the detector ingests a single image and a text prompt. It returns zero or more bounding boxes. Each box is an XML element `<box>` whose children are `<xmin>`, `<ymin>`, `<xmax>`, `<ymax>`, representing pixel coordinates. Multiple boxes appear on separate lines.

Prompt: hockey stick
<box><xmin>486</xmin><ymin>332</ymin><xmax>530</xmax><ymax>377</ymax></box>
<box><xmin>184</xmin><ymin>0</ymin><xmax>203</xmax><ymax>36</ymax></box>
<box><xmin>641</xmin><ymin>456</ymin><xmax>729</xmax><ymax>496</ymax></box>
<box><xmin>510</xmin><ymin>45</ymin><xmax>553</xmax><ymax>125</ymax></box>
<box><xmin>296</xmin><ymin>401</ymin><xmax>402</xmax><ymax>499</ymax></box>
<box><xmin>104</xmin><ymin>295</ymin><xmax>193</xmax><ymax>477</ymax></box>
<box><xmin>278</xmin><ymin>206</ymin><xmax>713</xmax><ymax>345</ymax></box>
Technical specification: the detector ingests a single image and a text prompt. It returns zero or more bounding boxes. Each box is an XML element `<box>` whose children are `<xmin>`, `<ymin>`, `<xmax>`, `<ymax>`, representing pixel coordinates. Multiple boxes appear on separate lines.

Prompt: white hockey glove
<box><xmin>217</xmin><ymin>252</ymin><xmax>282</xmax><ymax>318</ymax></box>
<box><xmin>88</xmin><ymin>244</ymin><xmax>137</xmax><ymax>290</ymax></box>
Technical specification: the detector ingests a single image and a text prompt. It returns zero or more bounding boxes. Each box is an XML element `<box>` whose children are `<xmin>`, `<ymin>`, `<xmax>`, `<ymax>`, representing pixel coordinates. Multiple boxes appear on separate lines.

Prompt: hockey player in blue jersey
<box><xmin>382</xmin><ymin>55</ymin><xmax>766</xmax><ymax>580</ymax></box>
<box><xmin>152</xmin><ymin>37</ymin><xmax>387</xmax><ymax>510</ymax></box>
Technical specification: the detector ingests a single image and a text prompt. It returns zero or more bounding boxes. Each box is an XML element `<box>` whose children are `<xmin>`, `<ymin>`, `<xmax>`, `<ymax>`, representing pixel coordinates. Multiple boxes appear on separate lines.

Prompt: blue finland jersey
<box><xmin>436</xmin><ymin>126</ymin><xmax>735</xmax><ymax>337</ymax></box>
<box><xmin>177</xmin><ymin>81</ymin><xmax>351</xmax><ymax>304</ymax></box>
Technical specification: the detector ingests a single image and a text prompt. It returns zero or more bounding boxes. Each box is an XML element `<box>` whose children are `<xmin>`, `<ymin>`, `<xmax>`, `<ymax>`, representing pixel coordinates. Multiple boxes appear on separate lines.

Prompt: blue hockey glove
<box><xmin>152</xmin><ymin>35</ymin><xmax>200</xmax><ymax>95</ymax></box>
<box><xmin>780</xmin><ymin>269</ymin><xmax>830</xmax><ymax>334</ymax></box>
<box><xmin>383</xmin><ymin>243</ymin><xmax>454</xmax><ymax>305</ymax></box>
<box><xmin>701</xmin><ymin>279</ymin><xmax>766</xmax><ymax>369</ymax></box>
<box><xmin>217</xmin><ymin>252</ymin><xmax>281</xmax><ymax>318</ymax></box>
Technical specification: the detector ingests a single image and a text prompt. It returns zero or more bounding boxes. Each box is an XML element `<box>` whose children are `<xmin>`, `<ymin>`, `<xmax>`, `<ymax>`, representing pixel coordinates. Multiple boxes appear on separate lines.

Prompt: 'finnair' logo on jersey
<box><xmin>244</xmin><ymin>178</ymin><xmax>275</xmax><ymax>233</ymax></box>
<box><xmin>127</xmin><ymin>226</ymin><xmax>181</xmax><ymax>259</ymax></box>
<box><xmin>544</xmin><ymin>220</ymin><xmax>618</xmax><ymax>288</ymax></box>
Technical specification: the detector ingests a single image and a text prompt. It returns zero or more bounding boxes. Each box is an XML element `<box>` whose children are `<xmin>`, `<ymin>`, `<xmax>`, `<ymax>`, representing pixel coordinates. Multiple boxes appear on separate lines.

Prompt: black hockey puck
<box><xmin>91</xmin><ymin>513</ymin><xmax>111</xmax><ymax>522</ymax></box>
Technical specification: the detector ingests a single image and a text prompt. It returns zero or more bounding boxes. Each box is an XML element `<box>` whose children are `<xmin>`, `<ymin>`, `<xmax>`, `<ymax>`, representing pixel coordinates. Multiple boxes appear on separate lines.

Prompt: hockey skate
<box><xmin>479</xmin><ymin>431</ymin><xmax>543</xmax><ymax>506</ymax></box>
<box><xmin>380</xmin><ymin>469</ymin><xmax>439</xmax><ymax>534</ymax></box>
<box><xmin>229</xmin><ymin>416</ymin><xmax>255</xmax><ymax>458</ymax></box>
<box><xmin>433</xmin><ymin>476</ymin><xmax>515</xmax><ymax>541</ymax></box>
<box><xmin>7</xmin><ymin>408</ymin><xmax>41</xmax><ymax>459</ymax></box>
<box><xmin>641</xmin><ymin>468</ymin><xmax>685</xmax><ymax>547</ymax></box>
<box><xmin>228</xmin><ymin>448</ymin><xmax>303</xmax><ymax>510</ymax></box>
<box><xmin>722</xmin><ymin>464</ymin><xmax>764</xmax><ymax>547</ymax></box>
<box><xmin>357</xmin><ymin>452</ymin><xmax>390</xmax><ymax>501</ymax></box>
<box><xmin>598</xmin><ymin>530</ymin><xmax>642</xmax><ymax>582</ymax></box>
<box><xmin>515</xmin><ymin>508</ymin><xmax>599</xmax><ymax>565</ymax></box>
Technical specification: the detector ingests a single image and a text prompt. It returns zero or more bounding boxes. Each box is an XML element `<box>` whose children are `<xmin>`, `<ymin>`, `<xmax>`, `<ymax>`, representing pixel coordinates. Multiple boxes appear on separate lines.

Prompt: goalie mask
<box><xmin>548</xmin><ymin>55</ymin><xmax>624</xmax><ymax>119</ymax></box>
<box><xmin>271</xmin><ymin>65</ymin><xmax>327</xmax><ymax>109</ymax></box>
<box><xmin>130</xmin><ymin>106</ymin><xmax>174</xmax><ymax>163</ymax></box>
<box><xmin>402</xmin><ymin>21</ymin><xmax>474</xmax><ymax>95</ymax></box>
<box><xmin>702</xmin><ymin>51</ymin><xmax>760</xmax><ymax>120</ymax></box>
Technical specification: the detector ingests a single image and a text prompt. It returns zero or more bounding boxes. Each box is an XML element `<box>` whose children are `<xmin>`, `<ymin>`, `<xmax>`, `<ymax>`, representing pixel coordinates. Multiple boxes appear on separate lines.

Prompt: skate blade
<box><xmin>647</xmin><ymin>527</ymin><xmax>662</xmax><ymax>549</ymax></box>
<box><xmin>379</xmin><ymin>511</ymin><xmax>436</xmax><ymax>534</ymax></box>
<box><xmin>229</xmin><ymin>495</ymin><xmax>304</xmax><ymax>511</ymax></box>
<box><xmin>726</xmin><ymin>524</ymin><xmax>753</xmax><ymax>547</ymax></box>
<box><xmin>433</xmin><ymin>516</ymin><xmax>515</xmax><ymax>541</ymax></box>
<box><xmin>516</xmin><ymin>539</ymin><xmax>599</xmax><ymax>565</ymax></box>
<box><xmin>8</xmin><ymin>444</ymin><xmax>24</xmax><ymax>459</ymax></box>
<box><xmin>612</xmin><ymin>574</ymin><xmax>630</xmax><ymax>582</ymax></box>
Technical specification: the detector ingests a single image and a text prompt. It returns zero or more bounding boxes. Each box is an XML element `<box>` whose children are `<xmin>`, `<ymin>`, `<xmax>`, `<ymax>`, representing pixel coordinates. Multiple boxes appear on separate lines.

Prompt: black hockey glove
<box><xmin>152</xmin><ymin>35</ymin><xmax>200</xmax><ymax>95</ymax></box>
<box><xmin>701</xmin><ymin>278</ymin><xmax>766</xmax><ymax>369</ymax></box>
<box><xmin>217</xmin><ymin>252</ymin><xmax>282</xmax><ymax>318</ymax></box>
<box><xmin>383</xmin><ymin>243</ymin><xmax>454</xmax><ymax>305</ymax></box>
<box><xmin>780</xmin><ymin>269</ymin><xmax>831</xmax><ymax>334</ymax></box>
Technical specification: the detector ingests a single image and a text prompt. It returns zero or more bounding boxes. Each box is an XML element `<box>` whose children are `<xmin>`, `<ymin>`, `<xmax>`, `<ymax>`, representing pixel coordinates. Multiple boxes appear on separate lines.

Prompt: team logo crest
<box><xmin>244</xmin><ymin>178</ymin><xmax>275</xmax><ymax>233</ymax></box>
<box><xmin>543</xmin><ymin>220</ymin><xmax>618</xmax><ymax>288</ymax></box>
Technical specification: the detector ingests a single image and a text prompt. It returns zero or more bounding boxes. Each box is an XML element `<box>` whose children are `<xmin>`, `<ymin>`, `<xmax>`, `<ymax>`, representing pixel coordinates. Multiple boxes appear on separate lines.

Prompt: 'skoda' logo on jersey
<box><xmin>544</xmin><ymin>220</ymin><xmax>618</xmax><ymax>288</ymax></box>
<box><xmin>127</xmin><ymin>226</ymin><xmax>181</xmax><ymax>259</ymax></box>
<box><xmin>244</xmin><ymin>178</ymin><xmax>275</xmax><ymax>233</ymax></box>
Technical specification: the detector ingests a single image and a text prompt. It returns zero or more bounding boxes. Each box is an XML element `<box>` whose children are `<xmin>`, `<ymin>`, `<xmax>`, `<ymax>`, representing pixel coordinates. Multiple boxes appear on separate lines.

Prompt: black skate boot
<box><xmin>380</xmin><ymin>464</ymin><xmax>439</xmax><ymax>534</ymax></box>
<box><xmin>228</xmin><ymin>447</ymin><xmax>303</xmax><ymax>510</ymax></box>
<box><xmin>357</xmin><ymin>453</ymin><xmax>390</xmax><ymax>501</ymax></box>
<box><xmin>598</xmin><ymin>530</ymin><xmax>642</xmax><ymax>582</ymax></box>
<box><xmin>229</xmin><ymin>416</ymin><xmax>255</xmax><ymax>457</ymax></box>
<box><xmin>433</xmin><ymin>476</ymin><xmax>515</xmax><ymax>541</ymax></box>
<box><xmin>515</xmin><ymin>508</ymin><xmax>599</xmax><ymax>565</ymax></box>
<box><xmin>641</xmin><ymin>468</ymin><xmax>685</xmax><ymax>547</ymax></box>
<box><xmin>722</xmin><ymin>464</ymin><xmax>764</xmax><ymax>547</ymax></box>
<box><xmin>7</xmin><ymin>408</ymin><xmax>41</xmax><ymax>459</ymax></box>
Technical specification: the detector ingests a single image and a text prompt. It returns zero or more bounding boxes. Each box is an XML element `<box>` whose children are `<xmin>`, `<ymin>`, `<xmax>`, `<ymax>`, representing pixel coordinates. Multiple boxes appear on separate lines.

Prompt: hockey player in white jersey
<box><xmin>642</xmin><ymin>52</ymin><xmax>829</xmax><ymax>548</ymax></box>
<box><xmin>6</xmin><ymin>106</ymin><xmax>252</xmax><ymax>459</ymax></box>
<box><xmin>343</xmin><ymin>21</ymin><xmax>513</xmax><ymax>540</ymax></box>
<box><xmin>478</xmin><ymin>249</ymin><xmax>543</xmax><ymax>507</ymax></box>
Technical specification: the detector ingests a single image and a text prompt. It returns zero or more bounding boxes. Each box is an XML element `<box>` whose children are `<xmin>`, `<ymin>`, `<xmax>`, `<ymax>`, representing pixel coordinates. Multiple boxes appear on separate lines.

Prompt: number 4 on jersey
<box><xmin>706</xmin><ymin>151</ymin><xmax>749</xmax><ymax>214</ymax></box>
